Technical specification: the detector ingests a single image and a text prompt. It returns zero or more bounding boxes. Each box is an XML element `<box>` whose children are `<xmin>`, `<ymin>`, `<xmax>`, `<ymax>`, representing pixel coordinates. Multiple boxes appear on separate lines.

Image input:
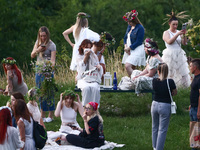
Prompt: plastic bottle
<box><xmin>113</xmin><ymin>72</ymin><xmax>117</xmax><ymax>90</ymax></box>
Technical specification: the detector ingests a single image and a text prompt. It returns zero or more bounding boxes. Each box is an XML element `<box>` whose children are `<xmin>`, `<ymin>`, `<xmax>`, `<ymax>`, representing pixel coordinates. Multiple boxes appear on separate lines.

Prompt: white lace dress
<box><xmin>70</xmin><ymin>28</ymin><xmax>100</xmax><ymax>70</ymax></box>
<box><xmin>27</xmin><ymin>101</ymin><xmax>41</xmax><ymax>123</ymax></box>
<box><xmin>131</xmin><ymin>56</ymin><xmax>161</xmax><ymax>94</ymax></box>
<box><xmin>162</xmin><ymin>30</ymin><xmax>191</xmax><ymax>87</ymax></box>
<box><xmin>18</xmin><ymin>117</ymin><xmax>36</xmax><ymax>150</ymax></box>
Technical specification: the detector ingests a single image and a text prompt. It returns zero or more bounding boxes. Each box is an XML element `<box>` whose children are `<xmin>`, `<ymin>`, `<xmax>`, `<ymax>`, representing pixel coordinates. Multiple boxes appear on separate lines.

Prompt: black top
<box><xmin>153</xmin><ymin>78</ymin><xmax>176</xmax><ymax>104</ymax></box>
<box><xmin>80</xmin><ymin>116</ymin><xmax>105</xmax><ymax>145</ymax></box>
<box><xmin>190</xmin><ymin>74</ymin><xmax>200</xmax><ymax>107</ymax></box>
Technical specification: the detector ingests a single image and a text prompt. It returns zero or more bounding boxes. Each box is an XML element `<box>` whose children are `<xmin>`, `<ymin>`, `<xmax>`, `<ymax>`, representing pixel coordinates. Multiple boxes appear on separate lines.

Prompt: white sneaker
<box><xmin>43</xmin><ymin>118</ymin><xmax>46</xmax><ymax>122</ymax></box>
<box><xmin>46</xmin><ymin>117</ymin><xmax>53</xmax><ymax>123</ymax></box>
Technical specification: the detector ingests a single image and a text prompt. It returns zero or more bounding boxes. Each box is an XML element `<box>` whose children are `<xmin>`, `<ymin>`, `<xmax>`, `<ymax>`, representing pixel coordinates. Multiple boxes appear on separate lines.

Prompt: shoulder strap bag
<box><xmin>167</xmin><ymin>79</ymin><xmax>177</xmax><ymax>114</ymax></box>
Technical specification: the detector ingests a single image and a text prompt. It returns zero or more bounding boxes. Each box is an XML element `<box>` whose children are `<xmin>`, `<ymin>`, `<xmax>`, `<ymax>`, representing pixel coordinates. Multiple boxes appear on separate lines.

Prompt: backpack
<box><xmin>33</xmin><ymin>119</ymin><xmax>48</xmax><ymax>149</ymax></box>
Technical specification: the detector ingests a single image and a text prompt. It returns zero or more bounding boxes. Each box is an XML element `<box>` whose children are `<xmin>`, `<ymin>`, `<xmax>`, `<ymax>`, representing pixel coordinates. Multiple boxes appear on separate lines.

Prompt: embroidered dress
<box><xmin>162</xmin><ymin>30</ymin><xmax>191</xmax><ymax>87</ymax></box>
<box><xmin>131</xmin><ymin>56</ymin><xmax>161</xmax><ymax>93</ymax></box>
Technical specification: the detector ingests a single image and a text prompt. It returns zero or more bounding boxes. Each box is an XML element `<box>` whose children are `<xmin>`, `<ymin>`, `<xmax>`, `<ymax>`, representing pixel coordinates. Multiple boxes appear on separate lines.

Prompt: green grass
<box><xmin>0</xmin><ymin>87</ymin><xmax>192</xmax><ymax>150</ymax></box>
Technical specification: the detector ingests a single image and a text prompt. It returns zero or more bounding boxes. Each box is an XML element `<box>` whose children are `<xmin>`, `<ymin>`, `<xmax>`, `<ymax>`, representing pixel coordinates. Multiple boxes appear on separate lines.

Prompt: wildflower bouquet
<box><xmin>186</xmin><ymin>19</ymin><xmax>200</xmax><ymax>53</ymax></box>
<box><xmin>31</xmin><ymin>60</ymin><xmax>57</xmax><ymax>106</ymax></box>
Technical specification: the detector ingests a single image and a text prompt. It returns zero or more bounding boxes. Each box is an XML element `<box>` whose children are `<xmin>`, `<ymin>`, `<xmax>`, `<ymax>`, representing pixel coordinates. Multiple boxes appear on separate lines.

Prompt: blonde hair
<box><xmin>74</xmin><ymin>12</ymin><xmax>88</xmax><ymax>40</ymax></box>
<box><xmin>157</xmin><ymin>63</ymin><xmax>168</xmax><ymax>81</ymax></box>
<box><xmin>36</xmin><ymin>26</ymin><xmax>50</xmax><ymax>48</ymax></box>
<box><xmin>87</xmin><ymin>104</ymin><xmax>103</xmax><ymax>123</ymax></box>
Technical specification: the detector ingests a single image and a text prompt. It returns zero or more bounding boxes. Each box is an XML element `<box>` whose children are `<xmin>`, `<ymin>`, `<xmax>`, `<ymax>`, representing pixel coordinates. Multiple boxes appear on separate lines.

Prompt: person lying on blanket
<box><xmin>60</xmin><ymin>102</ymin><xmax>105</xmax><ymax>148</ymax></box>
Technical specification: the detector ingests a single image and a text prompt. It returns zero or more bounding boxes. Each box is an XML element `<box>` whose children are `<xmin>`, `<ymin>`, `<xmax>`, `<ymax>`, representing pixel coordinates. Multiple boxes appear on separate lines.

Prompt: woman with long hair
<box><xmin>122</xmin><ymin>10</ymin><xmax>146</xmax><ymax>76</ymax></box>
<box><xmin>31</xmin><ymin>26</ymin><xmax>56</xmax><ymax>123</ymax></box>
<box><xmin>2</xmin><ymin>57</ymin><xmax>28</xmax><ymax>96</ymax></box>
<box><xmin>63</xmin><ymin>12</ymin><xmax>99</xmax><ymax>71</ymax></box>
<box><xmin>61</xmin><ymin>102</ymin><xmax>105</xmax><ymax>148</ymax></box>
<box><xmin>27</xmin><ymin>88</ymin><xmax>45</xmax><ymax>128</ymax></box>
<box><xmin>54</xmin><ymin>90</ymin><xmax>83</xmax><ymax>134</ymax></box>
<box><xmin>13</xmin><ymin>99</ymin><xmax>36</xmax><ymax>150</ymax></box>
<box><xmin>76</xmin><ymin>39</ymin><xmax>103</xmax><ymax>106</ymax></box>
<box><xmin>151</xmin><ymin>63</ymin><xmax>177</xmax><ymax>150</ymax></box>
<box><xmin>0</xmin><ymin>106</ymin><xmax>24</xmax><ymax>149</ymax></box>
<box><xmin>162</xmin><ymin>10</ymin><xmax>190</xmax><ymax>87</ymax></box>
<box><xmin>131</xmin><ymin>38</ymin><xmax>163</xmax><ymax>93</ymax></box>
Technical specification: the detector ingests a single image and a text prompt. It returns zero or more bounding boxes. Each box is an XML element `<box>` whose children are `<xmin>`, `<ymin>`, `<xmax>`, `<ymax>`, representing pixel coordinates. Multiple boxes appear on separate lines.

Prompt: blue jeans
<box><xmin>151</xmin><ymin>101</ymin><xmax>171</xmax><ymax>150</ymax></box>
<box><xmin>36</xmin><ymin>73</ymin><xmax>55</xmax><ymax>111</ymax></box>
<box><xmin>190</xmin><ymin>107</ymin><xmax>198</xmax><ymax>150</ymax></box>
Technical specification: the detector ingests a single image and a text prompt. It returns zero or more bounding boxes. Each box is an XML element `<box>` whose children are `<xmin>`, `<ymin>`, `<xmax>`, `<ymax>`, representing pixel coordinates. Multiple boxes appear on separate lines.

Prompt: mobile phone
<box><xmin>41</xmin><ymin>45</ymin><xmax>46</xmax><ymax>48</ymax></box>
<box><xmin>182</xmin><ymin>23</ymin><xmax>187</xmax><ymax>30</ymax></box>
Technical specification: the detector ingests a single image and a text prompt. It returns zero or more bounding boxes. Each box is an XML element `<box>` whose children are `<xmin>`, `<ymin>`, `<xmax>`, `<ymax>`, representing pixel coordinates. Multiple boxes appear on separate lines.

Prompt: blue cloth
<box><xmin>12</xmin><ymin>115</ymin><xmax>17</xmax><ymax>128</ymax></box>
<box><xmin>123</xmin><ymin>24</ymin><xmax>144</xmax><ymax>50</ymax></box>
<box><xmin>151</xmin><ymin>101</ymin><xmax>171</xmax><ymax>150</ymax></box>
<box><xmin>190</xmin><ymin>107</ymin><xmax>198</xmax><ymax>150</ymax></box>
<box><xmin>36</xmin><ymin>73</ymin><xmax>55</xmax><ymax>111</ymax></box>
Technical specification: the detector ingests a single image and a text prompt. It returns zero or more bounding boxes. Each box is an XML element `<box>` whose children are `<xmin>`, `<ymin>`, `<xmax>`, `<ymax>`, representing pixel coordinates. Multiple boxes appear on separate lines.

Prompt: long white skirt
<box><xmin>77</xmin><ymin>79</ymin><xmax>100</xmax><ymax>106</ymax></box>
<box><xmin>122</xmin><ymin>44</ymin><xmax>146</xmax><ymax>66</ymax></box>
<box><xmin>162</xmin><ymin>47</ymin><xmax>191</xmax><ymax>87</ymax></box>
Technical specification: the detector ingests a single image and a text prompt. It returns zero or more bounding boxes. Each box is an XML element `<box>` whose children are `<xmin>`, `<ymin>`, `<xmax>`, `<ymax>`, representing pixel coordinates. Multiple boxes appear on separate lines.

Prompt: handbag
<box><xmin>32</xmin><ymin>119</ymin><xmax>48</xmax><ymax>149</ymax></box>
<box><xmin>167</xmin><ymin>79</ymin><xmax>177</xmax><ymax>114</ymax></box>
<box><xmin>190</xmin><ymin>121</ymin><xmax>200</xmax><ymax>148</ymax></box>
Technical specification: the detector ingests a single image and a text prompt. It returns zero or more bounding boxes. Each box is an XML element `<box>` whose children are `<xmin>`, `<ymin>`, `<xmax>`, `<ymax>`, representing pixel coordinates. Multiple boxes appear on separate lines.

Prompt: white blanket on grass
<box><xmin>43</xmin><ymin>131</ymin><xmax>124</xmax><ymax>150</ymax></box>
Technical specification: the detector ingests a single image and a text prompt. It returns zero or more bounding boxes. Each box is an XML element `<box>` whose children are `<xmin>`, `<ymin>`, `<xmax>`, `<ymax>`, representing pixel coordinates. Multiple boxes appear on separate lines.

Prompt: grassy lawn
<box><xmin>0</xmin><ymin>87</ymin><xmax>192</xmax><ymax>150</ymax></box>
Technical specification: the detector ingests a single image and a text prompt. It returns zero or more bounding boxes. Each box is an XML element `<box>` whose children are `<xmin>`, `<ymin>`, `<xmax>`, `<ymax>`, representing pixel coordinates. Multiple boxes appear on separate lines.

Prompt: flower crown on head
<box><xmin>77</xmin><ymin>13</ymin><xmax>91</xmax><ymax>19</ymax></box>
<box><xmin>2</xmin><ymin>58</ymin><xmax>16</xmax><ymax>65</ymax></box>
<box><xmin>144</xmin><ymin>38</ymin><xmax>159</xmax><ymax>54</ymax></box>
<box><xmin>123</xmin><ymin>10</ymin><xmax>138</xmax><ymax>22</ymax></box>
<box><xmin>63</xmin><ymin>89</ymin><xmax>76</xmax><ymax>98</ymax></box>
<box><xmin>100</xmin><ymin>32</ymin><xmax>116</xmax><ymax>46</ymax></box>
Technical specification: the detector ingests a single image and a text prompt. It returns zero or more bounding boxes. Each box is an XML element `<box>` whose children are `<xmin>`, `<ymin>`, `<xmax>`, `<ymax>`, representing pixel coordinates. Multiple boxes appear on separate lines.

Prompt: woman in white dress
<box><xmin>162</xmin><ymin>11</ymin><xmax>190</xmax><ymax>87</ymax></box>
<box><xmin>76</xmin><ymin>39</ymin><xmax>103</xmax><ymax>106</ymax></box>
<box><xmin>54</xmin><ymin>90</ymin><xmax>83</xmax><ymax>134</ymax></box>
<box><xmin>27</xmin><ymin>88</ymin><xmax>45</xmax><ymax>128</ymax></box>
<box><xmin>0</xmin><ymin>106</ymin><xmax>24</xmax><ymax>150</ymax></box>
<box><xmin>13</xmin><ymin>99</ymin><xmax>36</xmax><ymax>150</ymax></box>
<box><xmin>63</xmin><ymin>12</ymin><xmax>100</xmax><ymax>71</ymax></box>
<box><xmin>122</xmin><ymin>9</ymin><xmax>146</xmax><ymax>76</ymax></box>
<box><xmin>131</xmin><ymin>38</ymin><xmax>162</xmax><ymax>93</ymax></box>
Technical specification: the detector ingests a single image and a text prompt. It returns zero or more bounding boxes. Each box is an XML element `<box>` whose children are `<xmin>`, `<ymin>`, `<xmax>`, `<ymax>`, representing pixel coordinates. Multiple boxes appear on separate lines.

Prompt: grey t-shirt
<box><xmin>36</xmin><ymin>40</ymin><xmax>56</xmax><ymax>64</ymax></box>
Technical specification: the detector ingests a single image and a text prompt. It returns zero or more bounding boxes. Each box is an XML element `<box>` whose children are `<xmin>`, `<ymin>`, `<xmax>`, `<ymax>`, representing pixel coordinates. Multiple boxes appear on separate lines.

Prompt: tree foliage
<box><xmin>0</xmin><ymin>0</ymin><xmax>200</xmax><ymax>70</ymax></box>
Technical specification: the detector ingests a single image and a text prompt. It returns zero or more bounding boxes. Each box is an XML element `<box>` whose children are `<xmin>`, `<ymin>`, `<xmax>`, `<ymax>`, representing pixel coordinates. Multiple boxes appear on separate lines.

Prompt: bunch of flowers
<box><xmin>122</xmin><ymin>10</ymin><xmax>138</xmax><ymax>22</ymax></box>
<box><xmin>31</xmin><ymin>60</ymin><xmax>57</xmax><ymax>106</ymax></box>
<box><xmin>144</xmin><ymin>38</ymin><xmax>159</xmax><ymax>54</ymax></box>
<box><xmin>186</xmin><ymin>19</ymin><xmax>200</xmax><ymax>53</ymax></box>
<box><xmin>2</xmin><ymin>58</ymin><xmax>16</xmax><ymax>65</ymax></box>
<box><xmin>100</xmin><ymin>32</ymin><xmax>116</xmax><ymax>47</ymax></box>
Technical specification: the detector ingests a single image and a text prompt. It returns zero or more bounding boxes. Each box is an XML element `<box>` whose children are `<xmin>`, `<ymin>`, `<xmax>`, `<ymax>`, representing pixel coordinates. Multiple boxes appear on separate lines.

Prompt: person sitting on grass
<box><xmin>60</xmin><ymin>102</ymin><xmax>105</xmax><ymax>148</ymax></box>
<box><xmin>27</xmin><ymin>88</ymin><xmax>45</xmax><ymax>128</ymax></box>
<box><xmin>54</xmin><ymin>90</ymin><xmax>84</xmax><ymax>135</ymax></box>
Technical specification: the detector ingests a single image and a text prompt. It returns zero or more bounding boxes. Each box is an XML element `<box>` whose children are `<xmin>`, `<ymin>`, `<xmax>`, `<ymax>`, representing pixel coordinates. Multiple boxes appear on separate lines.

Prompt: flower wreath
<box><xmin>63</xmin><ymin>89</ymin><xmax>76</xmax><ymax>98</ymax></box>
<box><xmin>123</xmin><ymin>10</ymin><xmax>138</xmax><ymax>22</ymax></box>
<box><xmin>100</xmin><ymin>32</ymin><xmax>116</xmax><ymax>47</ymax></box>
<box><xmin>2</xmin><ymin>58</ymin><xmax>16</xmax><ymax>65</ymax></box>
<box><xmin>144</xmin><ymin>38</ymin><xmax>159</xmax><ymax>54</ymax></box>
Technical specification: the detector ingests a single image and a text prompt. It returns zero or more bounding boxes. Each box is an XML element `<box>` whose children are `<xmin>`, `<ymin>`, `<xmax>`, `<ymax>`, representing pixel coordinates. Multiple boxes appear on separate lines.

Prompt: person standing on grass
<box><xmin>151</xmin><ymin>63</ymin><xmax>177</xmax><ymax>150</ymax></box>
<box><xmin>31</xmin><ymin>26</ymin><xmax>56</xmax><ymax>123</ymax></box>
<box><xmin>122</xmin><ymin>9</ymin><xmax>146</xmax><ymax>77</ymax></box>
<box><xmin>189</xmin><ymin>58</ymin><xmax>200</xmax><ymax>150</ymax></box>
